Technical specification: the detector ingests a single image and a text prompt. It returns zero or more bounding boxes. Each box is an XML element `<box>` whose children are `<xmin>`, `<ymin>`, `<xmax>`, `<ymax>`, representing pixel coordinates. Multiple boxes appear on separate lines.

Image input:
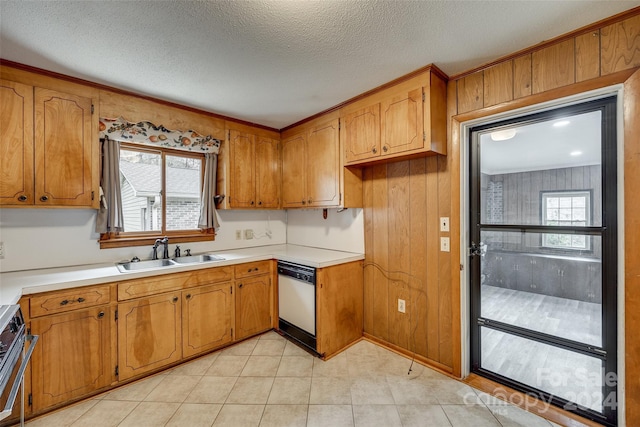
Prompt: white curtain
<box><xmin>198</xmin><ymin>153</ymin><xmax>220</xmax><ymax>230</ymax></box>
<box><xmin>95</xmin><ymin>137</ymin><xmax>125</xmax><ymax>233</ymax></box>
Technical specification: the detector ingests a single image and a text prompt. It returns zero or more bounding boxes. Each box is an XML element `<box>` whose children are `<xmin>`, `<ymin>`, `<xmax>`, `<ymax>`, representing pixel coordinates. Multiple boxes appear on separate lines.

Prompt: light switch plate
<box><xmin>440</xmin><ymin>217</ymin><xmax>449</xmax><ymax>232</ymax></box>
<box><xmin>440</xmin><ymin>237</ymin><xmax>450</xmax><ymax>252</ymax></box>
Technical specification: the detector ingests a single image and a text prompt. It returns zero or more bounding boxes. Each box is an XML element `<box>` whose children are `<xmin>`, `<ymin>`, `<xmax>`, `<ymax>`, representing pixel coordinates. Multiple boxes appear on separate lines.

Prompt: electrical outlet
<box><xmin>440</xmin><ymin>237</ymin><xmax>450</xmax><ymax>252</ymax></box>
<box><xmin>235</xmin><ymin>230</ymin><xmax>242</xmax><ymax>240</ymax></box>
<box><xmin>440</xmin><ymin>217</ymin><xmax>450</xmax><ymax>232</ymax></box>
<box><xmin>398</xmin><ymin>299</ymin><xmax>406</xmax><ymax>313</ymax></box>
<box><xmin>244</xmin><ymin>229</ymin><xmax>254</xmax><ymax>240</ymax></box>
<box><xmin>0</xmin><ymin>242</ymin><xmax>4</xmax><ymax>259</ymax></box>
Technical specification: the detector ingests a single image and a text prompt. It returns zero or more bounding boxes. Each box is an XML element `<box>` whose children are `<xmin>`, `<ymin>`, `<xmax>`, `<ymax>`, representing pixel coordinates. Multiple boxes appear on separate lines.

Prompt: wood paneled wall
<box><xmin>362</xmin><ymin>156</ymin><xmax>453</xmax><ymax>372</ymax></box>
<box><xmin>455</xmin><ymin>13</ymin><xmax>640</xmax><ymax>114</ymax></box>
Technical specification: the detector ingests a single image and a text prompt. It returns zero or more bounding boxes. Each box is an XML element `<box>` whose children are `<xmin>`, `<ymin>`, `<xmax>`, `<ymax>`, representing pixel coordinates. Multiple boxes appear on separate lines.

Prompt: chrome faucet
<box><xmin>152</xmin><ymin>236</ymin><xmax>169</xmax><ymax>260</ymax></box>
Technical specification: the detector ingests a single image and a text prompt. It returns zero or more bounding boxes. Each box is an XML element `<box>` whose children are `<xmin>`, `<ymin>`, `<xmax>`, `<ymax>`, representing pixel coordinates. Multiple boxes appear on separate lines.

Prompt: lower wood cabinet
<box><xmin>182</xmin><ymin>283</ymin><xmax>233</xmax><ymax>358</ymax></box>
<box><xmin>30</xmin><ymin>305</ymin><xmax>115</xmax><ymax>413</ymax></box>
<box><xmin>117</xmin><ymin>292</ymin><xmax>182</xmax><ymax>381</ymax></box>
<box><xmin>235</xmin><ymin>274</ymin><xmax>272</xmax><ymax>340</ymax></box>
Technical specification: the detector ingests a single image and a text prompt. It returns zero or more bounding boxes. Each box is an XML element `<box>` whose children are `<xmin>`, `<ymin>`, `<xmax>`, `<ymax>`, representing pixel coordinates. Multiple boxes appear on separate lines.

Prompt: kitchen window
<box><xmin>541</xmin><ymin>190</ymin><xmax>591</xmax><ymax>250</ymax></box>
<box><xmin>99</xmin><ymin>143</ymin><xmax>214</xmax><ymax>248</ymax></box>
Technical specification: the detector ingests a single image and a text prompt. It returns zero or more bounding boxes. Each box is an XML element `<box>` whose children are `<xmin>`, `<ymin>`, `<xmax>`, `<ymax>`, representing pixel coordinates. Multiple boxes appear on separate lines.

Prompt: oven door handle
<box><xmin>0</xmin><ymin>335</ymin><xmax>38</xmax><ymax>421</ymax></box>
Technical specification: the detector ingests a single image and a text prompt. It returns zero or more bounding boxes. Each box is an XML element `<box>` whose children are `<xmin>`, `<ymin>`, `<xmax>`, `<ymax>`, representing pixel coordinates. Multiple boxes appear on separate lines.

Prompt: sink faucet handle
<box><xmin>185</xmin><ymin>248</ymin><xmax>191</xmax><ymax>256</ymax></box>
<box><xmin>174</xmin><ymin>245</ymin><xmax>181</xmax><ymax>258</ymax></box>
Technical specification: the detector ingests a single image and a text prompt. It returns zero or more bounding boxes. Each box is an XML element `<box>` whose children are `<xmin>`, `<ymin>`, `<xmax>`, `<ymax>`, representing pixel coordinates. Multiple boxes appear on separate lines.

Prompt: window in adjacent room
<box><xmin>541</xmin><ymin>190</ymin><xmax>591</xmax><ymax>250</ymax></box>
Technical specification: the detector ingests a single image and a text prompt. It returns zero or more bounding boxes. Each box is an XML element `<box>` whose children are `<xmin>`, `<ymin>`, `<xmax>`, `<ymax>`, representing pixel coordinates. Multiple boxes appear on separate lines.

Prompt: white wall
<box><xmin>0</xmin><ymin>208</ymin><xmax>286</xmax><ymax>272</ymax></box>
<box><xmin>286</xmin><ymin>208</ymin><xmax>364</xmax><ymax>253</ymax></box>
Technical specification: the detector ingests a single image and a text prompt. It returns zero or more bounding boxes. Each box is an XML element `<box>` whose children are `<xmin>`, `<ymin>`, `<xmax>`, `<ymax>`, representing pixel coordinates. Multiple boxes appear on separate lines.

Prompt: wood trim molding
<box><xmin>0</xmin><ymin>59</ymin><xmax>279</xmax><ymax>133</ymax></box>
<box><xmin>280</xmin><ymin>63</ymin><xmax>449</xmax><ymax>132</ymax></box>
<box><xmin>450</xmin><ymin>6</ymin><xmax>640</xmax><ymax>81</ymax></box>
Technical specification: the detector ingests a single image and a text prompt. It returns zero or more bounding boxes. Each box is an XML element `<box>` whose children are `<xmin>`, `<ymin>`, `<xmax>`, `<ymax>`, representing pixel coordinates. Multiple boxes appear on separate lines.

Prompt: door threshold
<box><xmin>464</xmin><ymin>373</ymin><xmax>607</xmax><ymax>427</ymax></box>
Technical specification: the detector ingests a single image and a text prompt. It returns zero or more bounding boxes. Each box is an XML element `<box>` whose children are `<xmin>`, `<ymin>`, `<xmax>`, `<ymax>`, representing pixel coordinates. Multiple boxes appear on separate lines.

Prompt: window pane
<box><xmin>479</xmin><ymin>110</ymin><xmax>602</xmax><ymax>226</ymax></box>
<box><xmin>165</xmin><ymin>155</ymin><xmax>202</xmax><ymax>231</ymax></box>
<box><xmin>481</xmin><ymin>230</ymin><xmax>602</xmax><ymax>346</ymax></box>
<box><xmin>481</xmin><ymin>328</ymin><xmax>606</xmax><ymax>413</ymax></box>
<box><xmin>119</xmin><ymin>149</ymin><xmax>161</xmax><ymax>232</ymax></box>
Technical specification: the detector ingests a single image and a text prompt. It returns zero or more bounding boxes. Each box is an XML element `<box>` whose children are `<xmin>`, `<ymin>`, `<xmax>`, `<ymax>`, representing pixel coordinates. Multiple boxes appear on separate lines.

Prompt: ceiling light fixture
<box><xmin>490</xmin><ymin>129</ymin><xmax>517</xmax><ymax>141</ymax></box>
<box><xmin>553</xmin><ymin>120</ymin><xmax>571</xmax><ymax>127</ymax></box>
<box><xmin>570</xmin><ymin>150</ymin><xmax>583</xmax><ymax>156</ymax></box>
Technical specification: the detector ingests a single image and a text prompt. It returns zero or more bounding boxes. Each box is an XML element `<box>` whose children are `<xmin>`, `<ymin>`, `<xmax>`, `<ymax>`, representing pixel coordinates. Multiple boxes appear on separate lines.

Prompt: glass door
<box><xmin>469</xmin><ymin>97</ymin><xmax>618</xmax><ymax>426</ymax></box>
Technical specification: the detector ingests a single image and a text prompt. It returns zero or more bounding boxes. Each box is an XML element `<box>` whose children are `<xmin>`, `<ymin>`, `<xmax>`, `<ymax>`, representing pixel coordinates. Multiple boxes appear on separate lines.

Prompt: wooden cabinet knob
<box><xmin>77</xmin><ymin>297</ymin><xmax>85</xmax><ymax>303</ymax></box>
<box><xmin>97</xmin><ymin>311</ymin><xmax>105</xmax><ymax>319</ymax></box>
<box><xmin>383</xmin><ymin>146</ymin><xmax>388</xmax><ymax>152</ymax></box>
<box><xmin>250</xmin><ymin>201</ymin><xmax>255</xmax><ymax>205</ymax></box>
<box><xmin>186</xmin><ymin>294</ymin><xmax>192</xmax><ymax>300</ymax></box>
<box><xmin>60</xmin><ymin>299</ymin><xmax>69</xmax><ymax>306</ymax></box>
<box><xmin>17</xmin><ymin>195</ymin><xmax>27</xmax><ymax>202</ymax></box>
<box><xmin>308</xmin><ymin>199</ymin><xmax>312</xmax><ymax>204</ymax></box>
<box><xmin>258</xmin><ymin>201</ymin><xmax>262</xmax><ymax>206</ymax></box>
<box><xmin>238</xmin><ymin>283</ymin><xmax>243</xmax><ymax>288</ymax></box>
<box><xmin>302</xmin><ymin>200</ymin><xmax>306</xmax><ymax>205</ymax></box>
<box><xmin>372</xmin><ymin>147</ymin><xmax>377</xmax><ymax>154</ymax></box>
<box><xmin>172</xmin><ymin>296</ymin><xmax>179</xmax><ymax>303</ymax></box>
<box><xmin>40</xmin><ymin>195</ymin><xmax>49</xmax><ymax>202</ymax></box>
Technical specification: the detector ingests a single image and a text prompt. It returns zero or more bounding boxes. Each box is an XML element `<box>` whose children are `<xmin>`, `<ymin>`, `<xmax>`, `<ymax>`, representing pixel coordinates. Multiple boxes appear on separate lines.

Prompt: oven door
<box><xmin>0</xmin><ymin>335</ymin><xmax>38</xmax><ymax>422</ymax></box>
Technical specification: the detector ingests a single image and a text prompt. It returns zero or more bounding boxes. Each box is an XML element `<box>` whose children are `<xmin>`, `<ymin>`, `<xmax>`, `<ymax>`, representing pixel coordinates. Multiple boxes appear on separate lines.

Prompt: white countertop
<box><xmin>0</xmin><ymin>244</ymin><xmax>364</xmax><ymax>305</ymax></box>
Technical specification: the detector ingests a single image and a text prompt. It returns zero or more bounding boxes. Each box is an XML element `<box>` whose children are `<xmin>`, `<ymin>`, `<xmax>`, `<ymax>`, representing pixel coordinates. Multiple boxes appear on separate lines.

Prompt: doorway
<box><xmin>469</xmin><ymin>97</ymin><xmax>618</xmax><ymax>426</ymax></box>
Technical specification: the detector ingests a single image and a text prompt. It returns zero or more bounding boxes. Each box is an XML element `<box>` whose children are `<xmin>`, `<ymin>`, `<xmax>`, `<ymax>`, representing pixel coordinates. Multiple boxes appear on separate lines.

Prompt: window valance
<box><xmin>99</xmin><ymin>117</ymin><xmax>221</xmax><ymax>154</ymax></box>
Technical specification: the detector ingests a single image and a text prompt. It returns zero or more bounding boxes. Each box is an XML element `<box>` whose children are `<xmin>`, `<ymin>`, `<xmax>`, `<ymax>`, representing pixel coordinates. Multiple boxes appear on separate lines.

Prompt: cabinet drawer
<box><xmin>235</xmin><ymin>260</ymin><xmax>272</xmax><ymax>279</ymax></box>
<box><xmin>30</xmin><ymin>285</ymin><xmax>110</xmax><ymax>317</ymax></box>
<box><xmin>187</xmin><ymin>266</ymin><xmax>234</xmax><ymax>288</ymax></box>
<box><xmin>118</xmin><ymin>272</ymin><xmax>190</xmax><ymax>301</ymax></box>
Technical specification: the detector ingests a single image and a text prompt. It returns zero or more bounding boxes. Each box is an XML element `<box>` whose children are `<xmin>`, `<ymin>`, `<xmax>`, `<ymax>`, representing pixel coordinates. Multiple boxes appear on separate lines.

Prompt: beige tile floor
<box><xmin>27</xmin><ymin>331</ymin><xmax>560</xmax><ymax>427</ymax></box>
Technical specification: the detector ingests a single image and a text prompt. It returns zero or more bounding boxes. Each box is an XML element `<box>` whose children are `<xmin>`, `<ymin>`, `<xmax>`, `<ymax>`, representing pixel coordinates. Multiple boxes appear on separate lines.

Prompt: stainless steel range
<box><xmin>0</xmin><ymin>305</ymin><xmax>38</xmax><ymax>425</ymax></box>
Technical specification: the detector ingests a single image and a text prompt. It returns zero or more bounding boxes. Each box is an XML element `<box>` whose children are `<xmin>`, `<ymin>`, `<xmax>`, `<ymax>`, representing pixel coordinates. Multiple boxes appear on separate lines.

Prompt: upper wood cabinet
<box><xmin>341</xmin><ymin>68</ymin><xmax>447</xmax><ymax>166</ymax></box>
<box><xmin>282</xmin><ymin>116</ymin><xmax>362</xmax><ymax>209</ymax></box>
<box><xmin>219</xmin><ymin>123</ymin><xmax>281</xmax><ymax>209</ymax></box>
<box><xmin>0</xmin><ymin>79</ymin><xmax>98</xmax><ymax>208</ymax></box>
<box><xmin>0</xmin><ymin>79</ymin><xmax>34</xmax><ymax>206</ymax></box>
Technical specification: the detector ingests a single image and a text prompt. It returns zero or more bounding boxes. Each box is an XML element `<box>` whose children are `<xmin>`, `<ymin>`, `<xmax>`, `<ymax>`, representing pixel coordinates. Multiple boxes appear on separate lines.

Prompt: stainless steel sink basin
<box><xmin>172</xmin><ymin>254</ymin><xmax>225</xmax><ymax>264</ymax></box>
<box><xmin>116</xmin><ymin>259</ymin><xmax>177</xmax><ymax>273</ymax></box>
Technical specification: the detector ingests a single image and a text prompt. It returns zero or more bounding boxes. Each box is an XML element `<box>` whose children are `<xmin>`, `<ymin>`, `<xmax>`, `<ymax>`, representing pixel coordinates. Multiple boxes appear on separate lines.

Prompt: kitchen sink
<box><xmin>116</xmin><ymin>258</ymin><xmax>177</xmax><ymax>273</ymax></box>
<box><xmin>172</xmin><ymin>254</ymin><xmax>225</xmax><ymax>264</ymax></box>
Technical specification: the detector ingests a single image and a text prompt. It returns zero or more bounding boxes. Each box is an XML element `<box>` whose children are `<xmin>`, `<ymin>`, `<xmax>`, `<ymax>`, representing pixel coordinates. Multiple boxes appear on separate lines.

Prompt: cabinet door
<box><xmin>228</xmin><ymin>129</ymin><xmax>256</xmax><ymax>208</ymax></box>
<box><xmin>0</xmin><ymin>80</ymin><xmax>34</xmax><ymax>206</ymax></box>
<box><xmin>306</xmin><ymin>119</ymin><xmax>340</xmax><ymax>207</ymax></box>
<box><xmin>281</xmin><ymin>133</ymin><xmax>307</xmax><ymax>208</ymax></box>
<box><xmin>34</xmin><ymin>88</ymin><xmax>94</xmax><ymax>207</ymax></box>
<box><xmin>236</xmin><ymin>275</ymin><xmax>272</xmax><ymax>340</ymax></box>
<box><xmin>182</xmin><ymin>283</ymin><xmax>233</xmax><ymax>358</ymax></box>
<box><xmin>31</xmin><ymin>306</ymin><xmax>113</xmax><ymax>412</ymax></box>
<box><xmin>118</xmin><ymin>293</ymin><xmax>182</xmax><ymax>381</ymax></box>
<box><xmin>255</xmin><ymin>136</ymin><xmax>280</xmax><ymax>208</ymax></box>
<box><xmin>380</xmin><ymin>87</ymin><xmax>424</xmax><ymax>155</ymax></box>
<box><xmin>342</xmin><ymin>104</ymin><xmax>380</xmax><ymax>164</ymax></box>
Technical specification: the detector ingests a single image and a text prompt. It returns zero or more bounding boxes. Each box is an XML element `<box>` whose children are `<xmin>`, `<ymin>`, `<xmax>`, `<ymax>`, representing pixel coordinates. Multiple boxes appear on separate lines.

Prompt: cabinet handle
<box><xmin>77</xmin><ymin>297</ymin><xmax>85</xmax><ymax>303</ymax></box>
<box><xmin>372</xmin><ymin>147</ymin><xmax>377</xmax><ymax>154</ymax></box>
<box><xmin>60</xmin><ymin>300</ymin><xmax>69</xmax><ymax>306</ymax></box>
<box><xmin>250</xmin><ymin>201</ymin><xmax>255</xmax><ymax>205</ymax></box>
<box><xmin>40</xmin><ymin>195</ymin><xmax>49</xmax><ymax>202</ymax></box>
<box><xmin>258</xmin><ymin>201</ymin><xmax>262</xmax><ymax>206</ymax></box>
<box><xmin>17</xmin><ymin>195</ymin><xmax>27</xmax><ymax>202</ymax></box>
<box><xmin>186</xmin><ymin>294</ymin><xmax>192</xmax><ymax>300</ymax></box>
<box><xmin>97</xmin><ymin>311</ymin><xmax>105</xmax><ymax>319</ymax></box>
<box><xmin>308</xmin><ymin>199</ymin><xmax>312</xmax><ymax>204</ymax></box>
<box><xmin>238</xmin><ymin>283</ymin><xmax>243</xmax><ymax>288</ymax></box>
<box><xmin>383</xmin><ymin>146</ymin><xmax>388</xmax><ymax>152</ymax></box>
<box><xmin>172</xmin><ymin>296</ymin><xmax>179</xmax><ymax>303</ymax></box>
<box><xmin>302</xmin><ymin>200</ymin><xmax>306</xmax><ymax>205</ymax></box>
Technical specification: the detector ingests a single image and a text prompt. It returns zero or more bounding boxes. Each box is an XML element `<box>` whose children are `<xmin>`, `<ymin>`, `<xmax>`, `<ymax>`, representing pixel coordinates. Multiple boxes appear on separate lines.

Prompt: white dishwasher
<box><xmin>277</xmin><ymin>261</ymin><xmax>318</xmax><ymax>354</ymax></box>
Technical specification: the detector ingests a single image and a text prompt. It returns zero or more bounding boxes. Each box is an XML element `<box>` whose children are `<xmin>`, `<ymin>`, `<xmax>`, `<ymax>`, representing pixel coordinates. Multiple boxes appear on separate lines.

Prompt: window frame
<box><xmin>99</xmin><ymin>142</ymin><xmax>214</xmax><ymax>249</ymax></box>
<box><xmin>540</xmin><ymin>189</ymin><xmax>592</xmax><ymax>250</ymax></box>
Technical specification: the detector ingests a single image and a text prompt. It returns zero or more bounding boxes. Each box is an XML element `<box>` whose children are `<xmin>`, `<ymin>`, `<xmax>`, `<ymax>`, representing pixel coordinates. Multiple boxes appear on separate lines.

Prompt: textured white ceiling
<box><xmin>1</xmin><ymin>1</ymin><xmax>638</xmax><ymax>129</ymax></box>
